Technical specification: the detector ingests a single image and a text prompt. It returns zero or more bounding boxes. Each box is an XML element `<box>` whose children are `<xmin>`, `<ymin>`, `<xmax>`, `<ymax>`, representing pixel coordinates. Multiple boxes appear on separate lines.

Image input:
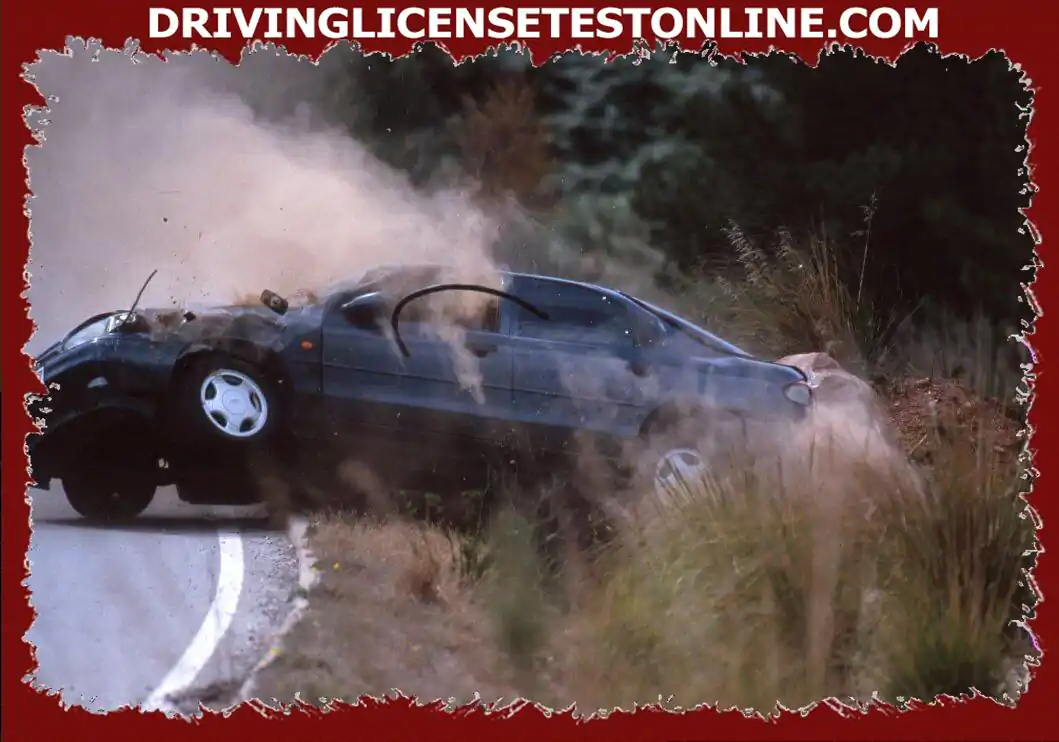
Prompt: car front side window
<box><xmin>515</xmin><ymin>289</ymin><xmax>633</xmax><ymax>346</ymax></box>
<box><xmin>399</xmin><ymin>292</ymin><xmax>501</xmax><ymax>335</ymax></box>
<box><xmin>389</xmin><ymin>283</ymin><xmax>542</xmax><ymax>358</ymax></box>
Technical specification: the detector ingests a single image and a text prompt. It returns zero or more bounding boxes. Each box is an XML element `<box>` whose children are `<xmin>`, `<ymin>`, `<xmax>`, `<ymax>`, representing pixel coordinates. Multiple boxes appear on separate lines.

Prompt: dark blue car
<box><xmin>28</xmin><ymin>264</ymin><xmax>814</xmax><ymax>521</ymax></box>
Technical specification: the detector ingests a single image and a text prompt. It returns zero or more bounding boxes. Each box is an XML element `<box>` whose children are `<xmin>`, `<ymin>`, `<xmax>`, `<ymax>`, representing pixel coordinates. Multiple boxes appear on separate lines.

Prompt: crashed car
<box><xmin>27</xmin><ymin>264</ymin><xmax>816</xmax><ymax>521</ymax></box>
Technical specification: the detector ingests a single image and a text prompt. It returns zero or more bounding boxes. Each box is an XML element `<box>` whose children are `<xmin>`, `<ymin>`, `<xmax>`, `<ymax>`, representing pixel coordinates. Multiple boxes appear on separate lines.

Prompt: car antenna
<box><xmin>123</xmin><ymin>269</ymin><xmax>158</xmax><ymax>326</ymax></box>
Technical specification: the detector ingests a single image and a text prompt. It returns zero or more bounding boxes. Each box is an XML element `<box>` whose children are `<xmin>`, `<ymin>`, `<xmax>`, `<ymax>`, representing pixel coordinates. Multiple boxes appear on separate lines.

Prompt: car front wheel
<box><xmin>637</xmin><ymin>409</ymin><xmax>749</xmax><ymax>509</ymax></box>
<box><xmin>63</xmin><ymin>465</ymin><xmax>157</xmax><ymax>522</ymax></box>
<box><xmin>176</xmin><ymin>356</ymin><xmax>280</xmax><ymax>447</ymax></box>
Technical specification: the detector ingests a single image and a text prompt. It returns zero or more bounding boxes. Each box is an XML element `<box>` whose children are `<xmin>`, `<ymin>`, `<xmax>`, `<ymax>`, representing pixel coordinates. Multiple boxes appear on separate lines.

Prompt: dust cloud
<box><xmin>24</xmin><ymin>39</ymin><xmax>500</xmax><ymax>355</ymax></box>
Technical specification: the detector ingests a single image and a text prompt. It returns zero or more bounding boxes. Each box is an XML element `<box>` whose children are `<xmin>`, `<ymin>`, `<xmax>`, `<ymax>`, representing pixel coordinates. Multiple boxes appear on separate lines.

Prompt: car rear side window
<box><xmin>396</xmin><ymin>291</ymin><xmax>502</xmax><ymax>333</ymax></box>
<box><xmin>516</xmin><ymin>287</ymin><xmax>633</xmax><ymax>345</ymax></box>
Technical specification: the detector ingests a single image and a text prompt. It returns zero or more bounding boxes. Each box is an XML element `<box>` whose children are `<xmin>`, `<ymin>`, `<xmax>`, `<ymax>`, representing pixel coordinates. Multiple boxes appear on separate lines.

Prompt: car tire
<box><xmin>171</xmin><ymin>455</ymin><xmax>263</xmax><ymax>506</ymax></box>
<box><xmin>63</xmin><ymin>463</ymin><xmax>157</xmax><ymax>522</ymax></box>
<box><xmin>636</xmin><ymin>408</ymin><xmax>748</xmax><ymax>509</ymax></box>
<box><xmin>175</xmin><ymin>355</ymin><xmax>280</xmax><ymax>448</ymax></box>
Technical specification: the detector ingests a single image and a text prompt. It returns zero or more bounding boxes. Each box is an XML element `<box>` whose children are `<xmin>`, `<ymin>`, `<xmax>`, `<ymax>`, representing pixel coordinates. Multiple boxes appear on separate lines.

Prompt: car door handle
<box><xmin>627</xmin><ymin>356</ymin><xmax>650</xmax><ymax>377</ymax></box>
<box><xmin>466</xmin><ymin>340</ymin><xmax>497</xmax><ymax>358</ymax></box>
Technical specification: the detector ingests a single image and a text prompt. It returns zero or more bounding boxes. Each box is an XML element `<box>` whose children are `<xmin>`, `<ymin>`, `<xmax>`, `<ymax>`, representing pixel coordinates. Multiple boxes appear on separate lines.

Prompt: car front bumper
<box><xmin>25</xmin><ymin>386</ymin><xmax>159</xmax><ymax>488</ymax></box>
<box><xmin>26</xmin><ymin>433</ymin><xmax>52</xmax><ymax>490</ymax></box>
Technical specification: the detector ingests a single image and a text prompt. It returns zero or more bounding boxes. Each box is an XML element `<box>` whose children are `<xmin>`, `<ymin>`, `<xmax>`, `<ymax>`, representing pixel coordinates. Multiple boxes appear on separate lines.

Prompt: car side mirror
<box><xmin>340</xmin><ymin>292</ymin><xmax>387</xmax><ymax>332</ymax></box>
<box><xmin>261</xmin><ymin>289</ymin><xmax>289</xmax><ymax>316</ymax></box>
<box><xmin>626</xmin><ymin>350</ymin><xmax>650</xmax><ymax>377</ymax></box>
<box><xmin>631</xmin><ymin>312</ymin><xmax>665</xmax><ymax>349</ymax></box>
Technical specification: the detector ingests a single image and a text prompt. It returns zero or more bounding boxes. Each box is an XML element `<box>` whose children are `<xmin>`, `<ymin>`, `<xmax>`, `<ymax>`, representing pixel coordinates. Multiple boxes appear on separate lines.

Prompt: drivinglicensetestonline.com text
<box><xmin>148</xmin><ymin>6</ymin><xmax>940</xmax><ymax>42</ymax></box>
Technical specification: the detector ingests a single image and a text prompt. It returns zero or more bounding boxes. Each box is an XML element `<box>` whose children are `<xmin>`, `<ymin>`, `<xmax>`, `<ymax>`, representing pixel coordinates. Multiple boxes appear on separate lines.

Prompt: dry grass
<box><xmin>252</xmin><ymin>513</ymin><xmax>527</xmax><ymax>707</ymax></box>
<box><xmin>674</xmin><ymin>224</ymin><xmax>910</xmax><ymax>379</ymax></box>
<box><xmin>873</xmin><ymin>418</ymin><xmax>1037</xmax><ymax>703</ymax></box>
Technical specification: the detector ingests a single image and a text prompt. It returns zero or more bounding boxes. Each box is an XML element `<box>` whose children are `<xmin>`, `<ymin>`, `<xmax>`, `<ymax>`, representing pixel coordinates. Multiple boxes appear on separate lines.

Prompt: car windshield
<box><xmin>620</xmin><ymin>293</ymin><xmax>750</xmax><ymax>357</ymax></box>
<box><xmin>297</xmin><ymin>266</ymin><xmax>448</xmax><ymax>307</ymax></box>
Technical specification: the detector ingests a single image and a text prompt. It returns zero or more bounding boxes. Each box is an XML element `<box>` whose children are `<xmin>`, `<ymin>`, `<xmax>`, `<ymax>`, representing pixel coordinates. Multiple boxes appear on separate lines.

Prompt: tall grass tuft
<box><xmin>549</xmin><ymin>417</ymin><xmax>1035</xmax><ymax>712</ymax></box>
<box><xmin>674</xmin><ymin>223</ymin><xmax>909</xmax><ymax>377</ymax></box>
<box><xmin>874</xmin><ymin>410</ymin><xmax>1036</xmax><ymax>702</ymax></box>
<box><xmin>561</xmin><ymin>430</ymin><xmax>899</xmax><ymax>713</ymax></box>
<box><xmin>480</xmin><ymin>506</ymin><xmax>557</xmax><ymax>689</ymax></box>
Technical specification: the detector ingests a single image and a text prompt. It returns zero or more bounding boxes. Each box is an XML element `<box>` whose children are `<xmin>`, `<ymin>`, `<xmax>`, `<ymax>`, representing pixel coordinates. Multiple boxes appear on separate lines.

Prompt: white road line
<box><xmin>236</xmin><ymin>516</ymin><xmax>318</xmax><ymax>704</ymax></box>
<box><xmin>141</xmin><ymin>531</ymin><xmax>245</xmax><ymax>715</ymax></box>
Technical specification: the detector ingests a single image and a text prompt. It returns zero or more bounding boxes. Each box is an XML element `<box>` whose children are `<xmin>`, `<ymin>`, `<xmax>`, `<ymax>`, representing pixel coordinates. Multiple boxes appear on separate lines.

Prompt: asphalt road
<box><xmin>25</xmin><ymin>484</ymin><xmax>299</xmax><ymax>713</ymax></box>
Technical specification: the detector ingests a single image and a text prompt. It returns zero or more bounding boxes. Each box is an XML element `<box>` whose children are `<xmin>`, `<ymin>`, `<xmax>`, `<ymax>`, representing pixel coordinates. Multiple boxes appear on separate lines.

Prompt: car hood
<box><xmin>141</xmin><ymin>303</ymin><xmax>284</xmax><ymax>326</ymax></box>
<box><xmin>137</xmin><ymin>302</ymin><xmax>318</xmax><ymax>344</ymax></box>
<box><xmin>31</xmin><ymin>299</ymin><xmax>326</xmax><ymax>385</ymax></box>
<box><xmin>34</xmin><ymin>339</ymin><xmax>64</xmax><ymax>368</ymax></box>
<box><xmin>692</xmin><ymin>353</ymin><xmax>810</xmax><ymax>384</ymax></box>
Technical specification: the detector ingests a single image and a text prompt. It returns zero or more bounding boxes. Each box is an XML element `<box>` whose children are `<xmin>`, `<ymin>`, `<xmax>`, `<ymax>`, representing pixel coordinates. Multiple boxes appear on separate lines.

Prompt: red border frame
<box><xmin>2</xmin><ymin>1</ymin><xmax>1055</xmax><ymax>739</ymax></box>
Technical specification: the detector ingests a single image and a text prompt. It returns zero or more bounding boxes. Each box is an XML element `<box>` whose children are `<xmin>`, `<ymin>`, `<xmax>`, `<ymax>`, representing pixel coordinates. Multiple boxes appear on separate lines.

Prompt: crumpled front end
<box><xmin>28</xmin><ymin>341</ymin><xmax>164</xmax><ymax>488</ymax></box>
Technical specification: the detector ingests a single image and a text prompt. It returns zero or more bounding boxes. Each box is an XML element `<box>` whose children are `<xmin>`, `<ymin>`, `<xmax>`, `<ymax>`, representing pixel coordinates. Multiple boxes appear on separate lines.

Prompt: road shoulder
<box><xmin>246</xmin><ymin>514</ymin><xmax>525</xmax><ymax>709</ymax></box>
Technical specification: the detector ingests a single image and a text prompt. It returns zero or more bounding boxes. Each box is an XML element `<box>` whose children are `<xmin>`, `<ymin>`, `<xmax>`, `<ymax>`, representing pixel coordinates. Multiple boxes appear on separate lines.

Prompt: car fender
<box><xmin>638</xmin><ymin>394</ymin><xmax>725</xmax><ymax>435</ymax></box>
<box><xmin>32</xmin><ymin>396</ymin><xmax>157</xmax><ymax>444</ymax></box>
<box><xmin>638</xmin><ymin>391</ymin><xmax>792</xmax><ymax>438</ymax></box>
<box><xmin>175</xmin><ymin>337</ymin><xmax>278</xmax><ymax>370</ymax></box>
<box><xmin>170</xmin><ymin>338</ymin><xmax>299</xmax><ymax>409</ymax></box>
<box><xmin>28</xmin><ymin>397</ymin><xmax>160</xmax><ymax>483</ymax></box>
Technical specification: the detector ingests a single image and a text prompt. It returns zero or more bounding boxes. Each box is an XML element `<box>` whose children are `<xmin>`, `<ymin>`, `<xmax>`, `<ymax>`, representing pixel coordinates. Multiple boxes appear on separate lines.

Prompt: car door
<box><xmin>321</xmin><ymin>275</ymin><xmax>529</xmax><ymax>450</ymax></box>
<box><xmin>319</xmin><ymin>289</ymin><xmax>413</xmax><ymax>436</ymax></box>
<box><xmin>506</xmin><ymin>278</ymin><xmax>655</xmax><ymax>452</ymax></box>
<box><xmin>386</xmin><ymin>284</ymin><xmax>516</xmax><ymax>443</ymax></box>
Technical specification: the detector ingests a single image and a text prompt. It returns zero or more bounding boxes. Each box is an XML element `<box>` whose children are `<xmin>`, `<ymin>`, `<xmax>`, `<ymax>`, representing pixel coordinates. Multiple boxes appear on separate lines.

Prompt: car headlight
<box><xmin>783</xmin><ymin>380</ymin><xmax>813</xmax><ymax>406</ymax></box>
<box><xmin>803</xmin><ymin>368</ymin><xmax>820</xmax><ymax>389</ymax></box>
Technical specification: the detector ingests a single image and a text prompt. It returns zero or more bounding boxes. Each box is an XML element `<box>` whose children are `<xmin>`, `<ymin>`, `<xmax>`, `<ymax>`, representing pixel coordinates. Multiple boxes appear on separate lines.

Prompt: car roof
<box><xmin>500</xmin><ymin>270</ymin><xmax>626</xmax><ymax>300</ymax></box>
<box><xmin>344</xmin><ymin>265</ymin><xmax>622</xmax><ymax>301</ymax></box>
<box><xmin>347</xmin><ymin>264</ymin><xmax>753</xmax><ymax>357</ymax></box>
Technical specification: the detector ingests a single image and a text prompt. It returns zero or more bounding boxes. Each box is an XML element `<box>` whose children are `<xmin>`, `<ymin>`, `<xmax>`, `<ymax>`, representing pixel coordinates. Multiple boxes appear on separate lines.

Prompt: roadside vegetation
<box><xmin>251</xmin><ymin>47</ymin><xmax>1038</xmax><ymax>714</ymax></box>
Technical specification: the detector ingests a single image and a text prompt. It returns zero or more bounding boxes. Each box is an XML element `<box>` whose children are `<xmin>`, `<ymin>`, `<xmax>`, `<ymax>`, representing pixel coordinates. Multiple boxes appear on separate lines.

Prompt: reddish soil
<box><xmin>877</xmin><ymin>376</ymin><xmax>1023</xmax><ymax>467</ymax></box>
